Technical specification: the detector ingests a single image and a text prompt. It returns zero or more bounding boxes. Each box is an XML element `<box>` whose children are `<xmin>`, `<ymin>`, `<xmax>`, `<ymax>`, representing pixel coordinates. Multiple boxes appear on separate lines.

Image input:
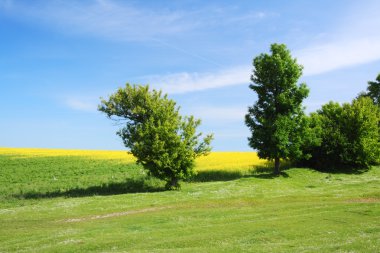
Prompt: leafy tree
<box><xmin>98</xmin><ymin>84</ymin><xmax>213</xmax><ymax>189</ymax></box>
<box><xmin>304</xmin><ymin>97</ymin><xmax>380</xmax><ymax>170</ymax></box>
<box><xmin>303</xmin><ymin>102</ymin><xmax>348</xmax><ymax>169</ymax></box>
<box><xmin>245</xmin><ymin>44</ymin><xmax>309</xmax><ymax>174</ymax></box>
<box><xmin>366</xmin><ymin>73</ymin><xmax>380</xmax><ymax>105</ymax></box>
<box><xmin>357</xmin><ymin>73</ymin><xmax>380</xmax><ymax>106</ymax></box>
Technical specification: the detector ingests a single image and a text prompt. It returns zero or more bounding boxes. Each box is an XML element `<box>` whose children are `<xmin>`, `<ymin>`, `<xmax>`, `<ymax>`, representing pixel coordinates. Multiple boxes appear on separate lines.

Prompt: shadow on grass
<box><xmin>248</xmin><ymin>161</ymin><xmax>291</xmax><ymax>179</ymax></box>
<box><xmin>312</xmin><ymin>166</ymin><xmax>370</xmax><ymax>175</ymax></box>
<box><xmin>251</xmin><ymin>171</ymin><xmax>289</xmax><ymax>179</ymax></box>
<box><xmin>190</xmin><ymin>163</ymin><xmax>290</xmax><ymax>182</ymax></box>
<box><xmin>190</xmin><ymin>170</ymin><xmax>244</xmax><ymax>182</ymax></box>
<box><xmin>296</xmin><ymin>160</ymin><xmax>372</xmax><ymax>175</ymax></box>
<box><xmin>16</xmin><ymin>177</ymin><xmax>165</xmax><ymax>199</ymax></box>
<box><xmin>192</xmin><ymin>160</ymin><xmax>373</xmax><ymax>183</ymax></box>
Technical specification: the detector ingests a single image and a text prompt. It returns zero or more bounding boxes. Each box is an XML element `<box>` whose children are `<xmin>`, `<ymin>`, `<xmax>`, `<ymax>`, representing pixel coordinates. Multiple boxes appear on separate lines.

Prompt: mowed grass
<box><xmin>0</xmin><ymin>148</ymin><xmax>379</xmax><ymax>252</ymax></box>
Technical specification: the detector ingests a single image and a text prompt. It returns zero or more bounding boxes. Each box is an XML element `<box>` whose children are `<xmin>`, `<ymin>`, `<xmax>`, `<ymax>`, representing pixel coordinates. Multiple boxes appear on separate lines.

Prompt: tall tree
<box><xmin>245</xmin><ymin>44</ymin><xmax>309</xmax><ymax>174</ymax></box>
<box><xmin>99</xmin><ymin>84</ymin><xmax>213</xmax><ymax>189</ymax></box>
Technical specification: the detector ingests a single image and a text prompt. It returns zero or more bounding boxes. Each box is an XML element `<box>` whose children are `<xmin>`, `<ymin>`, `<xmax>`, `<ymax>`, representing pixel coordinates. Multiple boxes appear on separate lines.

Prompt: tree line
<box><xmin>99</xmin><ymin>43</ymin><xmax>380</xmax><ymax>189</ymax></box>
<box><xmin>245</xmin><ymin>44</ymin><xmax>380</xmax><ymax>174</ymax></box>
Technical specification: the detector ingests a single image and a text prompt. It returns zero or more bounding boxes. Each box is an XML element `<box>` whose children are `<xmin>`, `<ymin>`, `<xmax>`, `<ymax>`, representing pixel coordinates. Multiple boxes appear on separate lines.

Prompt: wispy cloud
<box><xmin>11</xmin><ymin>0</ymin><xmax>192</xmax><ymax>41</ymax></box>
<box><xmin>5</xmin><ymin>1</ymin><xmax>379</xmax><ymax>95</ymax></box>
<box><xmin>146</xmin><ymin>66</ymin><xmax>250</xmax><ymax>94</ymax></box>
<box><xmin>143</xmin><ymin>1</ymin><xmax>380</xmax><ymax>93</ymax></box>
<box><xmin>226</xmin><ymin>11</ymin><xmax>269</xmax><ymax>23</ymax></box>
<box><xmin>1</xmin><ymin>1</ymin><xmax>268</xmax><ymax>68</ymax></box>
<box><xmin>64</xmin><ymin>97</ymin><xmax>98</xmax><ymax>113</ymax></box>
<box><xmin>2</xmin><ymin>0</ymin><xmax>267</xmax><ymax>42</ymax></box>
<box><xmin>296</xmin><ymin>1</ymin><xmax>380</xmax><ymax>76</ymax></box>
<box><xmin>297</xmin><ymin>37</ymin><xmax>380</xmax><ymax>76</ymax></box>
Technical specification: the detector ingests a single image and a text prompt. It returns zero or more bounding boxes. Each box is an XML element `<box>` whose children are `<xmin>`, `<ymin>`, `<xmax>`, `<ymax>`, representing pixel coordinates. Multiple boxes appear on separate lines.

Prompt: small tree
<box><xmin>245</xmin><ymin>44</ymin><xmax>309</xmax><ymax>174</ymax></box>
<box><xmin>98</xmin><ymin>84</ymin><xmax>213</xmax><ymax>189</ymax></box>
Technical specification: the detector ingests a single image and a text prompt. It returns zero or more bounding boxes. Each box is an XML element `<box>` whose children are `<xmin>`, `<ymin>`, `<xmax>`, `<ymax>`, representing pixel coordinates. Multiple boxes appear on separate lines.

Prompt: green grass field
<box><xmin>0</xmin><ymin>149</ymin><xmax>379</xmax><ymax>252</ymax></box>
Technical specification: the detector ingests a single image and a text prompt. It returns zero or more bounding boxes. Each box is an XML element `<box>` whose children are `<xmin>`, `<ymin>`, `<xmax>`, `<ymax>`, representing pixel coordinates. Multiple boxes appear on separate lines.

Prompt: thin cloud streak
<box><xmin>0</xmin><ymin>0</ymin><xmax>233</xmax><ymax>67</ymax></box>
<box><xmin>2</xmin><ymin>1</ymin><xmax>268</xmax><ymax>42</ymax></box>
<box><xmin>296</xmin><ymin>1</ymin><xmax>380</xmax><ymax>76</ymax></box>
<box><xmin>5</xmin><ymin>0</ymin><xmax>380</xmax><ymax>95</ymax></box>
<box><xmin>65</xmin><ymin>97</ymin><xmax>98</xmax><ymax>113</ymax></box>
<box><xmin>297</xmin><ymin>37</ymin><xmax>380</xmax><ymax>76</ymax></box>
<box><xmin>146</xmin><ymin>66</ymin><xmax>251</xmax><ymax>94</ymax></box>
<box><xmin>26</xmin><ymin>0</ymin><xmax>192</xmax><ymax>41</ymax></box>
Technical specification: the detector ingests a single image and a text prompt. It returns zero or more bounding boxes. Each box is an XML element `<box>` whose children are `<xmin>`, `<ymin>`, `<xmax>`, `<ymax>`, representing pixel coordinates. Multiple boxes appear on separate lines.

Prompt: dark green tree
<box><xmin>98</xmin><ymin>84</ymin><xmax>213</xmax><ymax>189</ymax></box>
<box><xmin>245</xmin><ymin>44</ymin><xmax>310</xmax><ymax>174</ymax></box>
<box><xmin>367</xmin><ymin>73</ymin><xmax>380</xmax><ymax>105</ymax></box>
<box><xmin>357</xmin><ymin>73</ymin><xmax>380</xmax><ymax>106</ymax></box>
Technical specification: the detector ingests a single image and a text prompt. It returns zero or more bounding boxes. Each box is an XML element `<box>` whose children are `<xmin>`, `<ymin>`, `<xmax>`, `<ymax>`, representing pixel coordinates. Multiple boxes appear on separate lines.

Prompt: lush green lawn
<box><xmin>0</xmin><ymin>152</ymin><xmax>379</xmax><ymax>252</ymax></box>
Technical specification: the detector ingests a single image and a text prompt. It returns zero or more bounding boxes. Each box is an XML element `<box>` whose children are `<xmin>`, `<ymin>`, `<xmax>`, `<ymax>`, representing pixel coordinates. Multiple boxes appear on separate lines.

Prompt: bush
<box><xmin>303</xmin><ymin>97</ymin><xmax>380</xmax><ymax>170</ymax></box>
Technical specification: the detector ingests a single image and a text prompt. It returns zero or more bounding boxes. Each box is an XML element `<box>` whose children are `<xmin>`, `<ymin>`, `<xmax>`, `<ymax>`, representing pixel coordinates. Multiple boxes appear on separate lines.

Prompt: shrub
<box><xmin>303</xmin><ymin>97</ymin><xmax>380</xmax><ymax>170</ymax></box>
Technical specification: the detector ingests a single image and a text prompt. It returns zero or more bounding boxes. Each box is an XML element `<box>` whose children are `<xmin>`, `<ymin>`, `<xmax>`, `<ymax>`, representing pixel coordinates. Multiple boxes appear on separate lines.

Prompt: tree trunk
<box><xmin>166</xmin><ymin>177</ymin><xmax>180</xmax><ymax>190</ymax></box>
<box><xmin>274</xmin><ymin>157</ymin><xmax>280</xmax><ymax>175</ymax></box>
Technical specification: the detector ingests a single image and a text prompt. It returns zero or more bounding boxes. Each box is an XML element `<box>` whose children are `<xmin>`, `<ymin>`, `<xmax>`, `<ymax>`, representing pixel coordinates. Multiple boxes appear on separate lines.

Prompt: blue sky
<box><xmin>1</xmin><ymin>0</ymin><xmax>380</xmax><ymax>151</ymax></box>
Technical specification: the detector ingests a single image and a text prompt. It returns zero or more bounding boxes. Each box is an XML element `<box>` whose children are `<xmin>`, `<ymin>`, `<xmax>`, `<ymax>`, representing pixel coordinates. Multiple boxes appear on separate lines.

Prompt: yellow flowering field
<box><xmin>0</xmin><ymin>148</ymin><xmax>267</xmax><ymax>173</ymax></box>
<box><xmin>196</xmin><ymin>152</ymin><xmax>267</xmax><ymax>172</ymax></box>
<box><xmin>0</xmin><ymin>147</ymin><xmax>136</xmax><ymax>162</ymax></box>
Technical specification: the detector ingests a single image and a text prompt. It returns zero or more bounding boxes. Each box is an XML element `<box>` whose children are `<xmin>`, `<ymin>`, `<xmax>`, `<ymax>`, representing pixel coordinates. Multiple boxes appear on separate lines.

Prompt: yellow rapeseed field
<box><xmin>0</xmin><ymin>147</ymin><xmax>136</xmax><ymax>161</ymax></box>
<box><xmin>0</xmin><ymin>148</ymin><xmax>267</xmax><ymax>172</ymax></box>
<box><xmin>195</xmin><ymin>152</ymin><xmax>267</xmax><ymax>171</ymax></box>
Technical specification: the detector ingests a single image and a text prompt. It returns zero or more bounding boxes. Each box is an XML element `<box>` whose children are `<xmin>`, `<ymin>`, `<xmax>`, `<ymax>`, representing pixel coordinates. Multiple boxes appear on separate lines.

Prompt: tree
<box><xmin>366</xmin><ymin>73</ymin><xmax>380</xmax><ymax>105</ymax></box>
<box><xmin>304</xmin><ymin>97</ymin><xmax>380</xmax><ymax>170</ymax></box>
<box><xmin>357</xmin><ymin>73</ymin><xmax>380</xmax><ymax>106</ymax></box>
<box><xmin>98</xmin><ymin>84</ymin><xmax>213</xmax><ymax>189</ymax></box>
<box><xmin>245</xmin><ymin>43</ymin><xmax>309</xmax><ymax>174</ymax></box>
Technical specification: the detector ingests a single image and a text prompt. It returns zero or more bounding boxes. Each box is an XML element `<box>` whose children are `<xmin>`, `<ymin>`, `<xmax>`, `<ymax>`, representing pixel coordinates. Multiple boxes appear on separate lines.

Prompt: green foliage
<box><xmin>98</xmin><ymin>84</ymin><xmax>213</xmax><ymax>189</ymax></box>
<box><xmin>365</xmin><ymin>73</ymin><xmax>380</xmax><ymax>105</ymax></box>
<box><xmin>357</xmin><ymin>73</ymin><xmax>380</xmax><ymax>105</ymax></box>
<box><xmin>245</xmin><ymin>43</ymin><xmax>309</xmax><ymax>174</ymax></box>
<box><xmin>304</xmin><ymin>97</ymin><xmax>380</xmax><ymax>169</ymax></box>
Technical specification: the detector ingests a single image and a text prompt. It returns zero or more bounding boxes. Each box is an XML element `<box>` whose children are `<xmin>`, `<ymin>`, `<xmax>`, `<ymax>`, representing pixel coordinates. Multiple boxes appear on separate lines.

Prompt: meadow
<box><xmin>0</xmin><ymin>147</ymin><xmax>379</xmax><ymax>252</ymax></box>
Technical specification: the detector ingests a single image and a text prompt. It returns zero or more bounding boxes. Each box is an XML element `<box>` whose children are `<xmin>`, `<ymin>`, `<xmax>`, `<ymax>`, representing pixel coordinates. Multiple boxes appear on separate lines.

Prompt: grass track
<box><xmin>0</xmin><ymin>148</ymin><xmax>379</xmax><ymax>252</ymax></box>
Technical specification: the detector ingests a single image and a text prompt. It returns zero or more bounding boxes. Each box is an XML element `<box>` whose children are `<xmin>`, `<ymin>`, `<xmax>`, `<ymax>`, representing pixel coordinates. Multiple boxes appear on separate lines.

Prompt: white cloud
<box><xmin>296</xmin><ymin>37</ymin><xmax>380</xmax><ymax>76</ymax></box>
<box><xmin>2</xmin><ymin>0</ymin><xmax>271</xmax><ymax>42</ymax></box>
<box><xmin>65</xmin><ymin>97</ymin><xmax>97</xmax><ymax>113</ymax></box>
<box><xmin>226</xmin><ymin>11</ymin><xmax>268</xmax><ymax>23</ymax></box>
<box><xmin>144</xmin><ymin>2</ymin><xmax>380</xmax><ymax>93</ymax></box>
<box><xmin>6</xmin><ymin>0</ymin><xmax>379</xmax><ymax>95</ymax></box>
<box><xmin>296</xmin><ymin>1</ymin><xmax>380</xmax><ymax>76</ymax></box>
<box><xmin>8</xmin><ymin>0</ymin><xmax>193</xmax><ymax>41</ymax></box>
<box><xmin>6</xmin><ymin>1</ymin><xmax>267</xmax><ymax>41</ymax></box>
<box><xmin>146</xmin><ymin>66</ymin><xmax>251</xmax><ymax>94</ymax></box>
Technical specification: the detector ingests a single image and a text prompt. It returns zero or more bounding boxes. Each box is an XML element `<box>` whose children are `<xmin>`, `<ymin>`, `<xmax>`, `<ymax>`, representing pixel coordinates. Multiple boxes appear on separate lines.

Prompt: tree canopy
<box><xmin>245</xmin><ymin>43</ymin><xmax>310</xmax><ymax>174</ymax></box>
<box><xmin>98</xmin><ymin>84</ymin><xmax>213</xmax><ymax>189</ymax></box>
<box><xmin>366</xmin><ymin>73</ymin><xmax>380</xmax><ymax>105</ymax></box>
<box><xmin>303</xmin><ymin>97</ymin><xmax>380</xmax><ymax>170</ymax></box>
